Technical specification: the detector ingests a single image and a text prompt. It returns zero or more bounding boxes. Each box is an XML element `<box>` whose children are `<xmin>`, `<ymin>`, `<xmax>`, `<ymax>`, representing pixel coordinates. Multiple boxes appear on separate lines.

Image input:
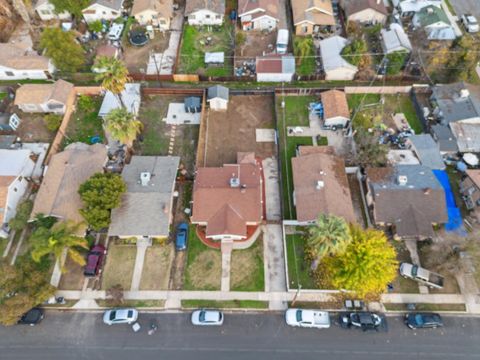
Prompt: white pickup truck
<box><xmin>285</xmin><ymin>309</ymin><xmax>331</xmax><ymax>329</ymax></box>
<box><xmin>399</xmin><ymin>263</ymin><xmax>444</xmax><ymax>289</ymax></box>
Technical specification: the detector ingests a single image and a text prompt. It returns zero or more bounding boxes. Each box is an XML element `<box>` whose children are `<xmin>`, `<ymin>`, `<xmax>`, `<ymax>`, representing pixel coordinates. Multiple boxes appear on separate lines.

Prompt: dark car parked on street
<box><xmin>84</xmin><ymin>245</ymin><xmax>106</xmax><ymax>277</ymax></box>
<box><xmin>405</xmin><ymin>313</ymin><xmax>443</xmax><ymax>329</ymax></box>
<box><xmin>339</xmin><ymin>312</ymin><xmax>385</xmax><ymax>332</ymax></box>
<box><xmin>175</xmin><ymin>222</ymin><xmax>189</xmax><ymax>251</ymax></box>
<box><xmin>18</xmin><ymin>308</ymin><xmax>44</xmax><ymax>326</ymax></box>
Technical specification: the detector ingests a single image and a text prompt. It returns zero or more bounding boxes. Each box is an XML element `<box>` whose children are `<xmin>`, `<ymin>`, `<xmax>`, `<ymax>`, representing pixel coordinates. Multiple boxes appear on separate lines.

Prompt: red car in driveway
<box><xmin>84</xmin><ymin>245</ymin><xmax>106</xmax><ymax>277</ymax></box>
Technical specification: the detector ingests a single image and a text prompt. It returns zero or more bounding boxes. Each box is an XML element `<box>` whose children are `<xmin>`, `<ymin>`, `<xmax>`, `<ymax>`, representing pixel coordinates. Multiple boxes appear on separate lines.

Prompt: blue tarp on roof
<box><xmin>432</xmin><ymin>170</ymin><xmax>466</xmax><ymax>235</ymax></box>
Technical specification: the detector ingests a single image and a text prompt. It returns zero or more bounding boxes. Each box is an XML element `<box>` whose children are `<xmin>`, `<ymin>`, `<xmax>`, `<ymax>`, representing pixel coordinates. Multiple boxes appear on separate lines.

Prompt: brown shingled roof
<box><xmin>344</xmin><ymin>0</ymin><xmax>388</xmax><ymax>17</ymax></box>
<box><xmin>292</xmin><ymin>147</ymin><xmax>356</xmax><ymax>223</ymax></box>
<box><xmin>292</xmin><ymin>0</ymin><xmax>335</xmax><ymax>26</ymax></box>
<box><xmin>0</xmin><ymin>44</ymin><xmax>50</xmax><ymax>70</ymax></box>
<box><xmin>185</xmin><ymin>0</ymin><xmax>225</xmax><ymax>15</ymax></box>
<box><xmin>320</xmin><ymin>89</ymin><xmax>350</xmax><ymax>120</ymax></box>
<box><xmin>238</xmin><ymin>0</ymin><xmax>279</xmax><ymax>19</ymax></box>
<box><xmin>14</xmin><ymin>80</ymin><xmax>74</xmax><ymax>106</ymax></box>
<box><xmin>131</xmin><ymin>0</ymin><xmax>173</xmax><ymax>17</ymax></box>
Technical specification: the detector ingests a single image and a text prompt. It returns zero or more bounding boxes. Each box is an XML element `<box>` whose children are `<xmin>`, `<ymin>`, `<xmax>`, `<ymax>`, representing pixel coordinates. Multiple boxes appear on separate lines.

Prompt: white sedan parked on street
<box><xmin>191</xmin><ymin>310</ymin><xmax>224</xmax><ymax>326</ymax></box>
<box><xmin>103</xmin><ymin>308</ymin><xmax>138</xmax><ymax>325</ymax></box>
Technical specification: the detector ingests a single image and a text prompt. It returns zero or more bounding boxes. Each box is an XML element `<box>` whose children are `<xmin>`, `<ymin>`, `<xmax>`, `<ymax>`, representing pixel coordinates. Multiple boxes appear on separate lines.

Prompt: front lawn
<box><xmin>139</xmin><ymin>245</ymin><xmax>174</xmax><ymax>290</ymax></box>
<box><xmin>101</xmin><ymin>245</ymin><xmax>137</xmax><ymax>290</ymax></box>
<box><xmin>230</xmin><ymin>236</ymin><xmax>264</xmax><ymax>291</ymax></box>
<box><xmin>178</xmin><ymin>24</ymin><xmax>234</xmax><ymax>76</ymax></box>
<box><xmin>183</xmin><ymin>225</ymin><xmax>221</xmax><ymax>290</ymax></box>
<box><xmin>285</xmin><ymin>233</ymin><xmax>318</xmax><ymax>290</ymax></box>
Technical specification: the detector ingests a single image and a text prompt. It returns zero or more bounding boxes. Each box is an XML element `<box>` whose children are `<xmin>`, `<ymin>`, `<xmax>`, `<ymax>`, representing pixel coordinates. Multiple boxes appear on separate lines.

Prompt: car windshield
<box><xmin>415</xmin><ymin>314</ymin><xmax>424</xmax><ymax>325</ymax></box>
<box><xmin>296</xmin><ymin>310</ymin><xmax>302</xmax><ymax>322</ymax></box>
<box><xmin>109</xmin><ymin>311</ymin><xmax>116</xmax><ymax>321</ymax></box>
<box><xmin>199</xmin><ymin>311</ymin><xmax>206</xmax><ymax>322</ymax></box>
<box><xmin>128</xmin><ymin>310</ymin><xmax>133</xmax><ymax>318</ymax></box>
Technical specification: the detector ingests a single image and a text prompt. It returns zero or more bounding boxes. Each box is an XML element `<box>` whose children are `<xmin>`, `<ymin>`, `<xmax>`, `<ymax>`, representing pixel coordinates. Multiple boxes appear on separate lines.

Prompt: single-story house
<box><xmin>292</xmin><ymin>146</ymin><xmax>356</xmax><ymax>224</ymax></box>
<box><xmin>0</xmin><ymin>148</ymin><xmax>37</xmax><ymax>238</ymax></box>
<box><xmin>412</xmin><ymin>5</ymin><xmax>456</xmax><ymax>40</ymax></box>
<box><xmin>191</xmin><ymin>152</ymin><xmax>263</xmax><ymax>241</ymax></box>
<box><xmin>82</xmin><ymin>0</ymin><xmax>124</xmax><ymax>23</ymax></box>
<box><xmin>108</xmin><ymin>156</ymin><xmax>180</xmax><ymax>240</ymax></box>
<box><xmin>342</xmin><ymin>0</ymin><xmax>388</xmax><ymax>25</ymax></box>
<box><xmin>98</xmin><ymin>83</ymin><xmax>141</xmax><ymax>118</ymax></box>
<box><xmin>381</xmin><ymin>23</ymin><xmax>412</xmax><ymax>54</ymax></box>
<box><xmin>407</xmin><ymin>134</ymin><xmax>445</xmax><ymax>170</ymax></box>
<box><xmin>366</xmin><ymin>165</ymin><xmax>448</xmax><ymax>239</ymax></box>
<box><xmin>185</xmin><ymin>0</ymin><xmax>225</xmax><ymax>26</ymax></box>
<box><xmin>430</xmin><ymin>124</ymin><xmax>458</xmax><ymax>154</ymax></box>
<box><xmin>292</xmin><ymin>0</ymin><xmax>335</xmax><ymax>36</ymax></box>
<box><xmin>0</xmin><ymin>43</ymin><xmax>54</xmax><ymax>81</ymax></box>
<box><xmin>318</xmin><ymin>36</ymin><xmax>358</xmax><ymax>81</ymax></box>
<box><xmin>256</xmin><ymin>54</ymin><xmax>295</xmax><ymax>82</ymax></box>
<box><xmin>31</xmin><ymin>143</ymin><xmax>108</xmax><ymax>225</ymax></box>
<box><xmin>14</xmin><ymin>80</ymin><xmax>74</xmax><ymax>114</ymax></box>
<box><xmin>238</xmin><ymin>0</ymin><xmax>279</xmax><ymax>31</ymax></box>
<box><xmin>394</xmin><ymin>0</ymin><xmax>442</xmax><ymax>18</ymax></box>
<box><xmin>320</xmin><ymin>89</ymin><xmax>350</xmax><ymax>128</ymax></box>
<box><xmin>207</xmin><ymin>85</ymin><xmax>229</xmax><ymax>111</ymax></box>
<box><xmin>132</xmin><ymin>0</ymin><xmax>173</xmax><ymax>30</ymax></box>
<box><xmin>35</xmin><ymin>0</ymin><xmax>71</xmax><ymax>20</ymax></box>
<box><xmin>459</xmin><ymin>170</ymin><xmax>480</xmax><ymax>210</ymax></box>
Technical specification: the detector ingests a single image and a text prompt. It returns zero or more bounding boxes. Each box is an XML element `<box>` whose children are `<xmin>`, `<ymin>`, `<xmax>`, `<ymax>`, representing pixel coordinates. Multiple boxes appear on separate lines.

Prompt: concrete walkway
<box><xmin>262</xmin><ymin>157</ymin><xmax>281</xmax><ymax>222</ymax></box>
<box><xmin>221</xmin><ymin>240</ymin><xmax>233</xmax><ymax>291</ymax></box>
<box><xmin>130</xmin><ymin>239</ymin><xmax>151</xmax><ymax>291</ymax></box>
<box><xmin>263</xmin><ymin>224</ymin><xmax>287</xmax><ymax>310</ymax></box>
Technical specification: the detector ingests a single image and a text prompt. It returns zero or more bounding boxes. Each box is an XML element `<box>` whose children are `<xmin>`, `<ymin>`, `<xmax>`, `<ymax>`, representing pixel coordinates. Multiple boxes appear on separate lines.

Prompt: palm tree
<box><xmin>294</xmin><ymin>37</ymin><xmax>312</xmax><ymax>66</ymax></box>
<box><xmin>30</xmin><ymin>221</ymin><xmax>89</xmax><ymax>267</ymax></box>
<box><xmin>94</xmin><ymin>56</ymin><xmax>131</xmax><ymax>108</ymax></box>
<box><xmin>306</xmin><ymin>214</ymin><xmax>352</xmax><ymax>269</ymax></box>
<box><xmin>104</xmin><ymin>107</ymin><xmax>143</xmax><ymax>147</ymax></box>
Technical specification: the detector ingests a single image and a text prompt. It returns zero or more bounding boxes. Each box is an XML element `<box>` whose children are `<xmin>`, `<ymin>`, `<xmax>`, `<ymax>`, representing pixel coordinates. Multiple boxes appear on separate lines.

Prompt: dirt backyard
<box><xmin>235</xmin><ymin>31</ymin><xmax>276</xmax><ymax>67</ymax></box>
<box><xmin>123</xmin><ymin>33</ymin><xmax>170</xmax><ymax>73</ymax></box>
<box><xmin>203</xmin><ymin>95</ymin><xmax>276</xmax><ymax>167</ymax></box>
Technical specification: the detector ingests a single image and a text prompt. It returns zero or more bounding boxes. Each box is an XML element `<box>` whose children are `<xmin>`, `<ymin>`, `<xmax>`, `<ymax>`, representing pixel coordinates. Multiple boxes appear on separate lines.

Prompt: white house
<box><xmin>35</xmin><ymin>0</ymin><xmax>71</xmax><ymax>21</ymax></box>
<box><xmin>256</xmin><ymin>54</ymin><xmax>295</xmax><ymax>82</ymax></box>
<box><xmin>238</xmin><ymin>0</ymin><xmax>279</xmax><ymax>31</ymax></box>
<box><xmin>185</xmin><ymin>0</ymin><xmax>225</xmax><ymax>26</ymax></box>
<box><xmin>207</xmin><ymin>85</ymin><xmax>229</xmax><ymax>111</ymax></box>
<box><xmin>413</xmin><ymin>5</ymin><xmax>456</xmax><ymax>40</ymax></box>
<box><xmin>82</xmin><ymin>0</ymin><xmax>124</xmax><ymax>23</ymax></box>
<box><xmin>381</xmin><ymin>23</ymin><xmax>412</xmax><ymax>54</ymax></box>
<box><xmin>131</xmin><ymin>0</ymin><xmax>173</xmax><ymax>30</ymax></box>
<box><xmin>320</xmin><ymin>90</ymin><xmax>351</xmax><ymax>128</ymax></box>
<box><xmin>393</xmin><ymin>0</ymin><xmax>441</xmax><ymax>17</ymax></box>
<box><xmin>319</xmin><ymin>36</ymin><xmax>358</xmax><ymax>81</ymax></box>
<box><xmin>14</xmin><ymin>80</ymin><xmax>74</xmax><ymax>114</ymax></box>
<box><xmin>99</xmin><ymin>83</ymin><xmax>141</xmax><ymax>118</ymax></box>
<box><xmin>0</xmin><ymin>149</ymin><xmax>36</xmax><ymax>238</ymax></box>
<box><xmin>0</xmin><ymin>44</ymin><xmax>54</xmax><ymax>81</ymax></box>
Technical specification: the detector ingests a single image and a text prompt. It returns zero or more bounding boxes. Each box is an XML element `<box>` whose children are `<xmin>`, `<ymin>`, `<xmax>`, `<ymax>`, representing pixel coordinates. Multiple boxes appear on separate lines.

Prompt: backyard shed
<box><xmin>207</xmin><ymin>85</ymin><xmax>229</xmax><ymax>111</ymax></box>
<box><xmin>205</xmin><ymin>52</ymin><xmax>225</xmax><ymax>65</ymax></box>
<box><xmin>256</xmin><ymin>54</ymin><xmax>295</xmax><ymax>82</ymax></box>
<box><xmin>184</xmin><ymin>97</ymin><xmax>202</xmax><ymax>113</ymax></box>
<box><xmin>320</xmin><ymin>90</ymin><xmax>350</xmax><ymax>128</ymax></box>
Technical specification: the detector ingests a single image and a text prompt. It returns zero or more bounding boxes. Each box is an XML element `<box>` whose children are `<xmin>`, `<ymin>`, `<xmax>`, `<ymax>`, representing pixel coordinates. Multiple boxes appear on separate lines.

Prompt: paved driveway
<box><xmin>450</xmin><ymin>0</ymin><xmax>480</xmax><ymax>18</ymax></box>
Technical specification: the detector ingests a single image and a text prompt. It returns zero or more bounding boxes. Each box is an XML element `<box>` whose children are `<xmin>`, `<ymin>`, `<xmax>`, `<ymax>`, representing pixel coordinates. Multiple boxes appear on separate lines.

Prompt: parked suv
<box><xmin>461</xmin><ymin>14</ymin><xmax>479</xmax><ymax>33</ymax></box>
<box><xmin>84</xmin><ymin>245</ymin><xmax>106</xmax><ymax>277</ymax></box>
<box><xmin>108</xmin><ymin>23</ymin><xmax>125</xmax><ymax>41</ymax></box>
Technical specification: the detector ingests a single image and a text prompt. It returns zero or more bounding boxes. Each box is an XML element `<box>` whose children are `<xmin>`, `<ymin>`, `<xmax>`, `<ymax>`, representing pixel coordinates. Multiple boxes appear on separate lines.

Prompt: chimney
<box><xmin>398</xmin><ymin>175</ymin><xmax>408</xmax><ymax>186</ymax></box>
<box><xmin>140</xmin><ymin>172</ymin><xmax>151</xmax><ymax>186</ymax></box>
<box><xmin>316</xmin><ymin>180</ymin><xmax>325</xmax><ymax>190</ymax></box>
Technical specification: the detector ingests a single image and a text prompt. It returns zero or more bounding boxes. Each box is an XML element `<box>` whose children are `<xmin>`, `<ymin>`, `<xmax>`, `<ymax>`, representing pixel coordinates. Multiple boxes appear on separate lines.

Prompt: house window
<box><xmin>5</xmin><ymin>71</ymin><xmax>14</xmax><ymax>76</ymax></box>
<box><xmin>48</xmin><ymin>103</ymin><xmax>64</xmax><ymax>110</ymax></box>
<box><xmin>160</xmin><ymin>19</ymin><xmax>166</xmax><ymax>25</ymax></box>
<box><xmin>205</xmin><ymin>14</ymin><xmax>210</xmax><ymax>19</ymax></box>
<box><xmin>24</xmin><ymin>104</ymin><xmax>37</xmax><ymax>110</ymax></box>
<box><xmin>13</xmin><ymin>188</ymin><xmax>17</xmax><ymax>192</ymax></box>
<box><xmin>40</xmin><ymin>10</ymin><xmax>50</xmax><ymax>15</ymax></box>
<box><xmin>102</xmin><ymin>11</ymin><xmax>106</xmax><ymax>15</ymax></box>
<box><xmin>302</xmin><ymin>25</ymin><xmax>308</xmax><ymax>33</ymax></box>
<box><xmin>215</xmin><ymin>15</ymin><xmax>221</xmax><ymax>19</ymax></box>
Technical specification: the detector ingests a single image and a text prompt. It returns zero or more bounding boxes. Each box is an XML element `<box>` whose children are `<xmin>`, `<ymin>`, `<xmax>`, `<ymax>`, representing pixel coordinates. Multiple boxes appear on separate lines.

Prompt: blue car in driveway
<box><xmin>175</xmin><ymin>222</ymin><xmax>189</xmax><ymax>251</ymax></box>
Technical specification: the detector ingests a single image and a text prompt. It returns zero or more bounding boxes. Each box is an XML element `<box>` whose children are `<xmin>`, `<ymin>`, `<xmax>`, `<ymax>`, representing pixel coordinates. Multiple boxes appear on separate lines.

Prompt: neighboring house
<box><xmin>459</xmin><ymin>170</ymin><xmax>480</xmax><ymax>210</ymax></box>
<box><xmin>14</xmin><ymin>80</ymin><xmax>74</xmax><ymax>114</ymax></box>
<box><xmin>108</xmin><ymin>156</ymin><xmax>180</xmax><ymax>240</ymax></box>
<box><xmin>185</xmin><ymin>0</ymin><xmax>225</xmax><ymax>26</ymax></box>
<box><xmin>0</xmin><ymin>43</ymin><xmax>54</xmax><ymax>80</ymax></box>
<box><xmin>431</xmin><ymin>82</ymin><xmax>480</xmax><ymax>153</ymax></box>
<box><xmin>238</xmin><ymin>0</ymin><xmax>279</xmax><ymax>31</ymax></box>
<box><xmin>31</xmin><ymin>143</ymin><xmax>108</xmax><ymax>225</ymax></box>
<box><xmin>393</xmin><ymin>0</ymin><xmax>442</xmax><ymax>17</ymax></box>
<box><xmin>132</xmin><ymin>0</ymin><xmax>173</xmax><ymax>30</ymax></box>
<box><xmin>342</xmin><ymin>0</ymin><xmax>388</xmax><ymax>25</ymax></box>
<box><xmin>82</xmin><ymin>0</ymin><xmax>124</xmax><ymax>23</ymax></box>
<box><xmin>381</xmin><ymin>23</ymin><xmax>412</xmax><ymax>54</ymax></box>
<box><xmin>291</xmin><ymin>146</ymin><xmax>356</xmax><ymax>224</ymax></box>
<box><xmin>366</xmin><ymin>165</ymin><xmax>448</xmax><ymax>239</ymax></box>
<box><xmin>407</xmin><ymin>134</ymin><xmax>445</xmax><ymax>170</ymax></box>
<box><xmin>207</xmin><ymin>85</ymin><xmax>229</xmax><ymax>110</ymax></box>
<box><xmin>256</xmin><ymin>54</ymin><xmax>295</xmax><ymax>82</ymax></box>
<box><xmin>292</xmin><ymin>0</ymin><xmax>335</xmax><ymax>36</ymax></box>
<box><xmin>318</xmin><ymin>36</ymin><xmax>358</xmax><ymax>81</ymax></box>
<box><xmin>320</xmin><ymin>89</ymin><xmax>350</xmax><ymax>128</ymax></box>
<box><xmin>191</xmin><ymin>152</ymin><xmax>263</xmax><ymax>241</ymax></box>
<box><xmin>412</xmin><ymin>5</ymin><xmax>456</xmax><ymax>40</ymax></box>
<box><xmin>98</xmin><ymin>83</ymin><xmax>141</xmax><ymax>118</ymax></box>
<box><xmin>430</xmin><ymin>124</ymin><xmax>458</xmax><ymax>154</ymax></box>
<box><xmin>0</xmin><ymin>149</ymin><xmax>36</xmax><ymax>238</ymax></box>
<box><xmin>35</xmin><ymin>0</ymin><xmax>71</xmax><ymax>21</ymax></box>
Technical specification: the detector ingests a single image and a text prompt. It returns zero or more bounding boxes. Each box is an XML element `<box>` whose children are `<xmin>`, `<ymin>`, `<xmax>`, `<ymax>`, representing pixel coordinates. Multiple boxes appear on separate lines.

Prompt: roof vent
<box><xmin>140</xmin><ymin>172</ymin><xmax>151</xmax><ymax>186</ymax></box>
<box><xmin>230</xmin><ymin>177</ymin><xmax>240</xmax><ymax>188</ymax></box>
<box><xmin>398</xmin><ymin>175</ymin><xmax>408</xmax><ymax>186</ymax></box>
<box><xmin>316</xmin><ymin>180</ymin><xmax>325</xmax><ymax>190</ymax></box>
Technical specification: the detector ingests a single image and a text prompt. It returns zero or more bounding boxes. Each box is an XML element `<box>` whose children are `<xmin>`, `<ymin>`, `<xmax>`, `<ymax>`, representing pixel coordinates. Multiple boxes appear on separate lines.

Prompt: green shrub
<box><xmin>77</xmin><ymin>95</ymin><xmax>96</xmax><ymax>113</ymax></box>
<box><xmin>44</xmin><ymin>114</ymin><xmax>62</xmax><ymax>132</ymax></box>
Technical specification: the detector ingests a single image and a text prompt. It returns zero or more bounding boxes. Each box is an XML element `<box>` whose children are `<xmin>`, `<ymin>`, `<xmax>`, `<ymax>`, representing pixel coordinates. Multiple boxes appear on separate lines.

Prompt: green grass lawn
<box><xmin>277</xmin><ymin>95</ymin><xmax>316</xmax><ymax>219</ymax></box>
<box><xmin>178</xmin><ymin>24</ymin><xmax>233</xmax><ymax>76</ymax></box>
<box><xmin>293</xmin><ymin>36</ymin><xmax>316</xmax><ymax>76</ymax></box>
<box><xmin>181</xmin><ymin>300</ymin><xmax>269</xmax><ymax>309</ymax></box>
<box><xmin>136</xmin><ymin>104</ymin><xmax>170</xmax><ymax>156</ymax></box>
<box><xmin>384</xmin><ymin>303</ymin><xmax>466</xmax><ymax>312</ymax></box>
<box><xmin>0</xmin><ymin>92</ymin><xmax>7</xmax><ymax>101</ymax></box>
<box><xmin>230</xmin><ymin>237</ymin><xmax>264</xmax><ymax>291</ymax></box>
<box><xmin>285</xmin><ymin>233</ymin><xmax>318</xmax><ymax>290</ymax></box>
<box><xmin>63</xmin><ymin>96</ymin><xmax>104</xmax><ymax>148</ymax></box>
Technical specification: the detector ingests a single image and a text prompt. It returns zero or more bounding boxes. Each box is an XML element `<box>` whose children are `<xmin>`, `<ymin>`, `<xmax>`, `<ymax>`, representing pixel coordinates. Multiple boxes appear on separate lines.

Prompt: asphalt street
<box><xmin>1</xmin><ymin>312</ymin><xmax>480</xmax><ymax>360</ymax></box>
